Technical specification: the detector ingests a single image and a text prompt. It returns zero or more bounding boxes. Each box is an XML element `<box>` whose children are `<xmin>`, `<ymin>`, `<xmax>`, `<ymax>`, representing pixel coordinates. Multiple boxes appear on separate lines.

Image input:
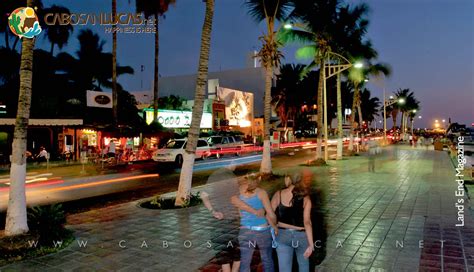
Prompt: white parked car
<box><xmin>207</xmin><ymin>135</ymin><xmax>244</xmax><ymax>158</ymax></box>
<box><xmin>152</xmin><ymin>138</ymin><xmax>211</xmax><ymax>166</ymax></box>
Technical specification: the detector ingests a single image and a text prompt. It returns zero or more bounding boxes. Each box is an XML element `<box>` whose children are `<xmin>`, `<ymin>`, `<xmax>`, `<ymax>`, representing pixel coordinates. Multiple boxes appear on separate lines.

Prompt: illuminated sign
<box><xmin>217</xmin><ymin>87</ymin><xmax>253</xmax><ymax>128</ymax></box>
<box><xmin>86</xmin><ymin>90</ymin><xmax>112</xmax><ymax>108</ymax></box>
<box><xmin>145</xmin><ymin>109</ymin><xmax>212</xmax><ymax>129</ymax></box>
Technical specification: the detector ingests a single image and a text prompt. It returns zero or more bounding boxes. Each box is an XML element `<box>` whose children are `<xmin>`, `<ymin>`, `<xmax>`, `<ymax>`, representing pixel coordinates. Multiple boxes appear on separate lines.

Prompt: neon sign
<box><xmin>145</xmin><ymin>109</ymin><xmax>212</xmax><ymax>129</ymax></box>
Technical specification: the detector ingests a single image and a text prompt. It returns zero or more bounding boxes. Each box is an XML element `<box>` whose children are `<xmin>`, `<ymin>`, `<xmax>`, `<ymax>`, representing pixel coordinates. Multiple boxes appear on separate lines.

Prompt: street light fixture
<box><xmin>322</xmin><ymin>52</ymin><xmax>362</xmax><ymax>161</ymax></box>
<box><xmin>283</xmin><ymin>23</ymin><xmax>293</xmax><ymax>29</ymax></box>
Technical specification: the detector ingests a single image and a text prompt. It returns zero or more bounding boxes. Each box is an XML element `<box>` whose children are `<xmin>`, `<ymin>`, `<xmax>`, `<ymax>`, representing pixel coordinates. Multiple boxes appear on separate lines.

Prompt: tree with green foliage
<box><xmin>136</xmin><ymin>0</ymin><xmax>176</xmax><ymax>124</ymax></box>
<box><xmin>245</xmin><ymin>0</ymin><xmax>291</xmax><ymax>174</ymax></box>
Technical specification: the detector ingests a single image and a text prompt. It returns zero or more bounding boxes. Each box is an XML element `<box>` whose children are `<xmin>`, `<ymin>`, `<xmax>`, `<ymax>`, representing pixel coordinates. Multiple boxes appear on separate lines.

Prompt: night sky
<box><xmin>6</xmin><ymin>0</ymin><xmax>474</xmax><ymax>128</ymax></box>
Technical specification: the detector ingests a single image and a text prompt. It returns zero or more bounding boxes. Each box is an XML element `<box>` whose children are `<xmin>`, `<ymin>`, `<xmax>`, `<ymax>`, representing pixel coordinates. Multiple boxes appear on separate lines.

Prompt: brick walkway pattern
<box><xmin>0</xmin><ymin>145</ymin><xmax>472</xmax><ymax>272</ymax></box>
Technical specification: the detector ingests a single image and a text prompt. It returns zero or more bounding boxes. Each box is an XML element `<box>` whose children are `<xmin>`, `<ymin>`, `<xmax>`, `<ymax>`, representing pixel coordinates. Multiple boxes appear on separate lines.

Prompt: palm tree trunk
<box><xmin>112</xmin><ymin>0</ymin><xmax>118</xmax><ymax>125</ymax></box>
<box><xmin>175</xmin><ymin>0</ymin><xmax>214</xmax><ymax>206</ymax></box>
<box><xmin>349</xmin><ymin>83</ymin><xmax>359</xmax><ymax>151</ymax></box>
<box><xmin>153</xmin><ymin>15</ymin><xmax>160</xmax><ymax>123</ymax></box>
<box><xmin>392</xmin><ymin>110</ymin><xmax>397</xmax><ymax>130</ymax></box>
<box><xmin>5</xmin><ymin>5</ymin><xmax>35</xmax><ymax>236</ymax></box>
<box><xmin>400</xmin><ymin>112</ymin><xmax>405</xmax><ymax>139</ymax></box>
<box><xmin>336</xmin><ymin>72</ymin><xmax>343</xmax><ymax>160</ymax></box>
<box><xmin>400</xmin><ymin>112</ymin><xmax>404</xmax><ymax>130</ymax></box>
<box><xmin>315</xmin><ymin>56</ymin><xmax>324</xmax><ymax>160</ymax></box>
<box><xmin>260</xmin><ymin>63</ymin><xmax>273</xmax><ymax>174</ymax></box>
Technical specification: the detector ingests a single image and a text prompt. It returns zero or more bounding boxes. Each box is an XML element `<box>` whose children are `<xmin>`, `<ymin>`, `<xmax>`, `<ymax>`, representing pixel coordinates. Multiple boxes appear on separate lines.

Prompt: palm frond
<box><xmin>295</xmin><ymin>45</ymin><xmax>317</xmax><ymax>60</ymax></box>
<box><xmin>244</xmin><ymin>0</ymin><xmax>293</xmax><ymax>23</ymax></box>
<box><xmin>278</xmin><ymin>28</ymin><xmax>314</xmax><ymax>45</ymax></box>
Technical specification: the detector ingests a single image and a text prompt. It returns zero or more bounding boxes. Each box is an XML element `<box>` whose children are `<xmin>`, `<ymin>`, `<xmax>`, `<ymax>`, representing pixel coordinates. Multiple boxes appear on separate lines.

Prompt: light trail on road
<box><xmin>38</xmin><ymin>173</ymin><xmax>160</xmax><ymax>193</ymax></box>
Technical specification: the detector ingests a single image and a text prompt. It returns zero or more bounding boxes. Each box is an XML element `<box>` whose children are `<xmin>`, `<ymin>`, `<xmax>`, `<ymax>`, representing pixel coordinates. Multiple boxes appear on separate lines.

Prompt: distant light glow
<box><xmin>398</xmin><ymin>98</ymin><xmax>405</xmax><ymax>104</ymax></box>
<box><xmin>354</xmin><ymin>62</ymin><xmax>363</xmax><ymax>69</ymax></box>
<box><xmin>283</xmin><ymin>23</ymin><xmax>292</xmax><ymax>29</ymax></box>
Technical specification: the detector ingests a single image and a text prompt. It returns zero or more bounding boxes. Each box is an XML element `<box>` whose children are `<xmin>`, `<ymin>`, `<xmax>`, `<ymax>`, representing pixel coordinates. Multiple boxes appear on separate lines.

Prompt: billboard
<box><xmin>216</xmin><ymin>87</ymin><xmax>253</xmax><ymax>127</ymax></box>
<box><xmin>145</xmin><ymin>109</ymin><xmax>212</xmax><ymax>129</ymax></box>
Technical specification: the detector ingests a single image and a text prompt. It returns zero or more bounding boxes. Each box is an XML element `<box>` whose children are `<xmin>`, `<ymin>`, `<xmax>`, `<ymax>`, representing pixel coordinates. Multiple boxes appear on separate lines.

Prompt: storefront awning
<box><xmin>0</xmin><ymin>118</ymin><xmax>83</xmax><ymax>126</ymax></box>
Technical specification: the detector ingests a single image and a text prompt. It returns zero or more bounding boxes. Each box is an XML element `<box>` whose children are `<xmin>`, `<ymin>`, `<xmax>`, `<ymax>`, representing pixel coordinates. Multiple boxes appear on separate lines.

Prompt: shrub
<box><xmin>27</xmin><ymin>204</ymin><xmax>68</xmax><ymax>245</ymax></box>
<box><xmin>143</xmin><ymin>192</ymin><xmax>202</xmax><ymax>209</ymax></box>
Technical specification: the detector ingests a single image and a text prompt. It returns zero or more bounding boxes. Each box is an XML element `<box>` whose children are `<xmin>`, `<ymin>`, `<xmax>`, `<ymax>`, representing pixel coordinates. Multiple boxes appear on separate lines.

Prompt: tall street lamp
<box><xmin>323</xmin><ymin>52</ymin><xmax>362</xmax><ymax>161</ymax></box>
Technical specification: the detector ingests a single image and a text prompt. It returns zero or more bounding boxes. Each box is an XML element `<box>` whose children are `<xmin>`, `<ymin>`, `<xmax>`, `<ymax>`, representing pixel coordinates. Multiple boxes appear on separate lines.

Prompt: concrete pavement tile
<box><xmin>370</xmin><ymin>260</ymin><xmax>395</xmax><ymax>270</ymax></box>
<box><xmin>71</xmin><ymin>266</ymin><xmax>107</xmax><ymax>272</ymax></box>
<box><xmin>51</xmin><ymin>260</ymin><xmax>85</xmax><ymax>271</ymax></box>
<box><xmin>357</xmin><ymin>246</ymin><xmax>380</xmax><ymax>254</ymax></box>
<box><xmin>346</xmin><ymin>263</ymin><xmax>371</xmax><ymax>271</ymax></box>
<box><xmin>115</xmin><ymin>265</ymin><xmax>145</xmax><ymax>272</ymax></box>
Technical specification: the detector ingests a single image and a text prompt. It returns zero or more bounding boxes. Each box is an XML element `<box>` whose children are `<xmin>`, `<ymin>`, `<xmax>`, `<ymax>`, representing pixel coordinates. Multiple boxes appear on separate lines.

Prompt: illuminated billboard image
<box><xmin>216</xmin><ymin>87</ymin><xmax>253</xmax><ymax>127</ymax></box>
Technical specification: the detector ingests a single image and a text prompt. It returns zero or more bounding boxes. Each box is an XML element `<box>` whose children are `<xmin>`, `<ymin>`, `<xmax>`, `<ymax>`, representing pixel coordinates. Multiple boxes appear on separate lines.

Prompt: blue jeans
<box><xmin>238</xmin><ymin>228</ymin><xmax>274</xmax><ymax>272</ymax></box>
<box><xmin>275</xmin><ymin>228</ymin><xmax>309</xmax><ymax>272</ymax></box>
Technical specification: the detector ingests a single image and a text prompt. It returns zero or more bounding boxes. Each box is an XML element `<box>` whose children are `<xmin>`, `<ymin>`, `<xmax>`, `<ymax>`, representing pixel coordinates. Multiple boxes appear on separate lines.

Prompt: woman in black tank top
<box><xmin>271</xmin><ymin>174</ymin><xmax>314</xmax><ymax>272</ymax></box>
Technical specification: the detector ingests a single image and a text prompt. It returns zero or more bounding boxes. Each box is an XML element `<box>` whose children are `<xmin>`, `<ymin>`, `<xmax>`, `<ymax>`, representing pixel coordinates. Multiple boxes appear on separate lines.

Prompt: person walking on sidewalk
<box><xmin>201</xmin><ymin>162</ymin><xmax>266</xmax><ymax>272</ymax></box>
<box><xmin>271</xmin><ymin>174</ymin><xmax>313</xmax><ymax>272</ymax></box>
<box><xmin>368</xmin><ymin>138</ymin><xmax>377</xmax><ymax>172</ymax></box>
<box><xmin>232</xmin><ymin>174</ymin><xmax>277</xmax><ymax>272</ymax></box>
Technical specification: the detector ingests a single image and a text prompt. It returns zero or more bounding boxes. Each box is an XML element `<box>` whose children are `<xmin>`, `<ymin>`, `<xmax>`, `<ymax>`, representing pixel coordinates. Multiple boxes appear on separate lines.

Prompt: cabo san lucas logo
<box><xmin>8</xmin><ymin>7</ymin><xmax>42</xmax><ymax>39</ymax></box>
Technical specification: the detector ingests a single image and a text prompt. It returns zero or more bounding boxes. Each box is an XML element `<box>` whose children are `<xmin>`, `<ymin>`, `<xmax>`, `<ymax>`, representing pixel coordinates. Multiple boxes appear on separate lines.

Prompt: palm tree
<box><xmin>112</xmin><ymin>0</ymin><xmax>118</xmax><ymax>125</ymax></box>
<box><xmin>55</xmin><ymin>29</ymin><xmax>133</xmax><ymax>100</ymax></box>
<box><xmin>272</xmin><ymin>63</ymin><xmax>307</xmax><ymax>136</ymax></box>
<box><xmin>386</xmin><ymin>103</ymin><xmax>399</xmax><ymax>130</ymax></box>
<box><xmin>407</xmin><ymin>102</ymin><xmax>420</xmax><ymax>133</ymax></box>
<box><xmin>136</xmin><ymin>0</ymin><xmax>176</xmax><ymax>124</ymax></box>
<box><xmin>175</xmin><ymin>0</ymin><xmax>214</xmax><ymax>206</ymax></box>
<box><xmin>245</xmin><ymin>0</ymin><xmax>291</xmax><ymax>174</ymax></box>
<box><xmin>42</xmin><ymin>5</ymin><xmax>73</xmax><ymax>56</ymax></box>
<box><xmin>359</xmin><ymin>88</ymin><xmax>380</xmax><ymax>124</ymax></box>
<box><xmin>280</xmin><ymin>0</ymin><xmax>341</xmax><ymax>162</ymax></box>
<box><xmin>331</xmin><ymin>3</ymin><xmax>372</xmax><ymax>158</ymax></box>
<box><xmin>5</xmin><ymin>0</ymin><xmax>36</xmax><ymax>236</ymax></box>
<box><xmin>394</xmin><ymin>88</ymin><xmax>416</xmax><ymax>135</ymax></box>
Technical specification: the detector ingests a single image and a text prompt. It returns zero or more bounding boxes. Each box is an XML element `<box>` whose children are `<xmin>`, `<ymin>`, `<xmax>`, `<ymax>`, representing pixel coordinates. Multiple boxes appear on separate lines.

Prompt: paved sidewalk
<box><xmin>0</xmin><ymin>145</ymin><xmax>472</xmax><ymax>271</ymax></box>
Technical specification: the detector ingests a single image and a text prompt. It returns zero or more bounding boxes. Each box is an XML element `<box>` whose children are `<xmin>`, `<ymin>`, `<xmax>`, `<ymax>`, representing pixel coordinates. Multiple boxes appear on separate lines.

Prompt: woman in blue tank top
<box><xmin>231</xmin><ymin>174</ymin><xmax>277</xmax><ymax>272</ymax></box>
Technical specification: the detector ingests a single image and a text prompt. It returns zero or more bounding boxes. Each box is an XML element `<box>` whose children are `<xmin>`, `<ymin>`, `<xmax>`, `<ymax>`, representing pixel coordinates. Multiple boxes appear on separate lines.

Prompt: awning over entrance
<box><xmin>0</xmin><ymin>119</ymin><xmax>83</xmax><ymax>126</ymax></box>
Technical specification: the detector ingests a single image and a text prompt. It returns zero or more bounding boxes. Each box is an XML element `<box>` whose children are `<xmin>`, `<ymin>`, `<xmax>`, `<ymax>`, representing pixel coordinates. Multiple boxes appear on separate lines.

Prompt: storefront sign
<box><xmin>86</xmin><ymin>90</ymin><xmax>112</xmax><ymax>108</ymax></box>
<box><xmin>145</xmin><ymin>109</ymin><xmax>212</xmax><ymax>129</ymax></box>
